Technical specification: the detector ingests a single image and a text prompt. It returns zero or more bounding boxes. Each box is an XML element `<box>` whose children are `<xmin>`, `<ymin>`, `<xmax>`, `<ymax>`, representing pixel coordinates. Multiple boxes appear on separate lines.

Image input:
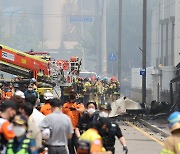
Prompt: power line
<box><xmin>2</xmin><ymin>11</ymin><xmax>99</xmax><ymax>17</ymax></box>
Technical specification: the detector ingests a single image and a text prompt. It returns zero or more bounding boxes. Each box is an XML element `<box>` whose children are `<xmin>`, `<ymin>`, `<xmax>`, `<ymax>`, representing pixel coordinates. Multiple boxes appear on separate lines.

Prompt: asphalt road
<box><xmin>115</xmin><ymin>122</ymin><xmax>163</xmax><ymax>154</ymax></box>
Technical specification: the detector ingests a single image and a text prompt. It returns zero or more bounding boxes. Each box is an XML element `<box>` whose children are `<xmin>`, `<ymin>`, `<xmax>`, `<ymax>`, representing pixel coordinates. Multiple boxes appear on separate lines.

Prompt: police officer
<box><xmin>77</xmin><ymin>117</ymin><xmax>112</xmax><ymax>154</ymax></box>
<box><xmin>99</xmin><ymin>102</ymin><xmax>128</xmax><ymax>154</ymax></box>
<box><xmin>75</xmin><ymin>101</ymin><xmax>99</xmax><ymax>137</ymax></box>
<box><xmin>24</xmin><ymin>84</ymin><xmax>38</xmax><ymax>99</ymax></box>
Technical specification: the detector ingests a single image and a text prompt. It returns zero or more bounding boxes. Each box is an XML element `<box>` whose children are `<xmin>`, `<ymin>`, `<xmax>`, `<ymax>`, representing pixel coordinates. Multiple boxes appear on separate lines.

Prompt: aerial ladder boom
<box><xmin>0</xmin><ymin>45</ymin><xmax>49</xmax><ymax>78</ymax></box>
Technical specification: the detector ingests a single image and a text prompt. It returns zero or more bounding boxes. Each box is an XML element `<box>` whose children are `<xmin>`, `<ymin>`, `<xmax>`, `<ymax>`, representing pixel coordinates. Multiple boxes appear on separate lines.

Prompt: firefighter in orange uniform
<box><xmin>40</xmin><ymin>92</ymin><xmax>53</xmax><ymax>116</ymax></box>
<box><xmin>1</xmin><ymin>83</ymin><xmax>13</xmax><ymax>101</ymax></box>
<box><xmin>0</xmin><ymin>100</ymin><xmax>17</xmax><ymax>153</ymax></box>
<box><xmin>62</xmin><ymin>91</ymin><xmax>84</xmax><ymax>154</ymax></box>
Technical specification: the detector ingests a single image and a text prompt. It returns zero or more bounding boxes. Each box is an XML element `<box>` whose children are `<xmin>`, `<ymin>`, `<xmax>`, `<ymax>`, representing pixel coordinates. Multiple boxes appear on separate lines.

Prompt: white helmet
<box><xmin>44</xmin><ymin>92</ymin><xmax>53</xmax><ymax>100</ymax></box>
<box><xmin>31</xmin><ymin>78</ymin><xmax>36</xmax><ymax>83</ymax></box>
<box><xmin>14</xmin><ymin>90</ymin><xmax>25</xmax><ymax>99</ymax></box>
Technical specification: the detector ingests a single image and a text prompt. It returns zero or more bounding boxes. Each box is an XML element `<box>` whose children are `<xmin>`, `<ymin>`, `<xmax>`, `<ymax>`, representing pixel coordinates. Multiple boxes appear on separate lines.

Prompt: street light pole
<box><xmin>142</xmin><ymin>0</ymin><xmax>147</xmax><ymax>107</ymax></box>
<box><xmin>101</xmin><ymin>0</ymin><xmax>107</xmax><ymax>75</ymax></box>
<box><xmin>118</xmin><ymin>0</ymin><xmax>122</xmax><ymax>94</ymax></box>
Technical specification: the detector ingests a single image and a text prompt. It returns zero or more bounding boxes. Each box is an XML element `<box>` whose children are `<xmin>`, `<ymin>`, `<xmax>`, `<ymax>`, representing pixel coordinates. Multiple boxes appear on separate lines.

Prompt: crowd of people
<box><xmin>0</xmin><ymin>76</ymin><xmax>128</xmax><ymax>154</ymax></box>
<box><xmin>66</xmin><ymin>76</ymin><xmax>120</xmax><ymax>106</ymax></box>
<box><xmin>1</xmin><ymin>73</ymin><xmax>180</xmax><ymax>154</ymax></box>
<box><xmin>1</xmin><ymin>75</ymin><xmax>180</xmax><ymax>154</ymax></box>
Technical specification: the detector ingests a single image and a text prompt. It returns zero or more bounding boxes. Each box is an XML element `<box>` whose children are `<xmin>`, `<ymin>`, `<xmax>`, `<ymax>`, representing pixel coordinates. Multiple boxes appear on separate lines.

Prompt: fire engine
<box><xmin>0</xmin><ymin>44</ymin><xmax>81</xmax><ymax>98</ymax></box>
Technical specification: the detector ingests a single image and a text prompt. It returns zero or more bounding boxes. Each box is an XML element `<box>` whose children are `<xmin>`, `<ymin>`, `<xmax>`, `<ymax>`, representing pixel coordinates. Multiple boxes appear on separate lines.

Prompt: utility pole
<box><xmin>95</xmin><ymin>0</ymin><xmax>101</xmax><ymax>73</ymax></box>
<box><xmin>142</xmin><ymin>0</ymin><xmax>147</xmax><ymax>107</ymax></box>
<box><xmin>118</xmin><ymin>0</ymin><xmax>122</xmax><ymax>93</ymax></box>
<box><xmin>101</xmin><ymin>0</ymin><xmax>107</xmax><ymax>75</ymax></box>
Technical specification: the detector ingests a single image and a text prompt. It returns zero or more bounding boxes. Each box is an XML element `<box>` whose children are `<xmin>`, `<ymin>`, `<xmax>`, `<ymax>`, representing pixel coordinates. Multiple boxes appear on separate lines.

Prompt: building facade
<box><xmin>131</xmin><ymin>0</ymin><xmax>180</xmax><ymax>107</ymax></box>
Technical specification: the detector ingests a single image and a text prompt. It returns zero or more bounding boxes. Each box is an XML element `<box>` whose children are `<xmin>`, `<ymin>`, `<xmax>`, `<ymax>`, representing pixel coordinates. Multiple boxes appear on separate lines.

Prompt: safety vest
<box><xmin>7</xmin><ymin>138</ymin><xmax>31</xmax><ymax>154</ymax></box>
<box><xmin>1</xmin><ymin>90</ymin><xmax>12</xmax><ymax>100</ymax></box>
<box><xmin>77</xmin><ymin>128</ymin><xmax>106</xmax><ymax>154</ymax></box>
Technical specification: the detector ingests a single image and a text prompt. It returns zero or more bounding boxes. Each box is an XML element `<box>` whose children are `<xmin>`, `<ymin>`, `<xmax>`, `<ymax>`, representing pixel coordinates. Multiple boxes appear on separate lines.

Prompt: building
<box><xmin>131</xmin><ymin>0</ymin><xmax>180</xmax><ymax>108</ymax></box>
<box><xmin>0</xmin><ymin>0</ymin><xmax>100</xmax><ymax>72</ymax></box>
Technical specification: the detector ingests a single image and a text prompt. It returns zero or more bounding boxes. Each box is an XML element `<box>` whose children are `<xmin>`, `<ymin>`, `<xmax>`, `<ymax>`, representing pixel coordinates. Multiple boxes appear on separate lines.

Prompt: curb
<box><xmin>138</xmin><ymin>118</ymin><xmax>170</xmax><ymax>137</ymax></box>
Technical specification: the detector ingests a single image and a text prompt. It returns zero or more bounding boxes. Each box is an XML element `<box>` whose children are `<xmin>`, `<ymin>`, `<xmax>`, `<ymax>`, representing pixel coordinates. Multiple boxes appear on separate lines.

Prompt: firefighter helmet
<box><xmin>91</xmin><ymin>76</ymin><xmax>96</xmax><ymax>81</ymax></box>
<box><xmin>31</xmin><ymin>78</ymin><xmax>36</xmax><ymax>83</ymax></box>
<box><xmin>168</xmin><ymin>111</ymin><xmax>180</xmax><ymax>132</ymax></box>
<box><xmin>99</xmin><ymin>102</ymin><xmax>112</xmax><ymax>111</ymax></box>
<box><xmin>168</xmin><ymin>112</ymin><xmax>180</xmax><ymax>127</ymax></box>
<box><xmin>111</xmin><ymin>76</ymin><xmax>117</xmax><ymax>82</ymax></box>
<box><xmin>44</xmin><ymin>92</ymin><xmax>53</xmax><ymax>100</ymax></box>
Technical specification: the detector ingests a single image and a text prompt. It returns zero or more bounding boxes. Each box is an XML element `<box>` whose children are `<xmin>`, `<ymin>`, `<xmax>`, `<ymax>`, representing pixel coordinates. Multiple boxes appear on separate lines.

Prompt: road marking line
<box><xmin>127</xmin><ymin>122</ymin><xmax>164</xmax><ymax>146</ymax></box>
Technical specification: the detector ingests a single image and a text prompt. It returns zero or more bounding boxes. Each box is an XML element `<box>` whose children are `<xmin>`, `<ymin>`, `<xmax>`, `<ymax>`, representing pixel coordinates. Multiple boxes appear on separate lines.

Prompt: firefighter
<box><xmin>77</xmin><ymin>117</ymin><xmax>112</xmax><ymax>154</ymax></box>
<box><xmin>62</xmin><ymin>91</ymin><xmax>85</xmax><ymax>154</ymax></box>
<box><xmin>103</xmin><ymin>81</ymin><xmax>110</xmax><ymax>102</ymax></box>
<box><xmin>89</xmin><ymin>76</ymin><xmax>97</xmax><ymax>103</ymax></box>
<box><xmin>0</xmin><ymin>100</ymin><xmax>17</xmax><ymax>153</ymax></box>
<box><xmin>83</xmin><ymin>78</ymin><xmax>91</xmax><ymax>106</ymax></box>
<box><xmin>160</xmin><ymin>111</ymin><xmax>180</xmax><ymax>154</ymax></box>
<box><xmin>109</xmin><ymin>77</ymin><xmax>120</xmax><ymax>102</ymax></box>
<box><xmin>1</xmin><ymin>83</ymin><xmax>13</xmax><ymax>101</ymax></box>
<box><xmin>99</xmin><ymin>102</ymin><xmax>128</xmax><ymax>154</ymax></box>
<box><xmin>96</xmin><ymin>77</ymin><xmax>103</xmax><ymax>106</ymax></box>
<box><xmin>76</xmin><ymin>78</ymin><xmax>84</xmax><ymax>103</ymax></box>
<box><xmin>40</xmin><ymin>92</ymin><xmax>53</xmax><ymax>116</ymax></box>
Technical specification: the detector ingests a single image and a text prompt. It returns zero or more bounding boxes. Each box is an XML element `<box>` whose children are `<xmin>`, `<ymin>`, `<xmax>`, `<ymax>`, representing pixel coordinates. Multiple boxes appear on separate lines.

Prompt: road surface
<box><xmin>115</xmin><ymin>121</ymin><xmax>163</xmax><ymax>154</ymax></box>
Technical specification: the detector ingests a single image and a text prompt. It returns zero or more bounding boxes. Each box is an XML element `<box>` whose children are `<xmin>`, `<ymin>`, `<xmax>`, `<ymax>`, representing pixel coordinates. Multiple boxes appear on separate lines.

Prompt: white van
<box><xmin>79</xmin><ymin>71</ymin><xmax>97</xmax><ymax>79</ymax></box>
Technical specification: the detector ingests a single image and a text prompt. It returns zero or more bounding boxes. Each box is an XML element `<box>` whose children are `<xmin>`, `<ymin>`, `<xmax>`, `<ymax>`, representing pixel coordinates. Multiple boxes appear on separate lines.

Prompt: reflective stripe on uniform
<box><xmin>7</xmin><ymin>138</ymin><xmax>31</xmax><ymax>154</ymax></box>
<box><xmin>178</xmin><ymin>143</ymin><xmax>180</xmax><ymax>152</ymax></box>
<box><xmin>160</xmin><ymin>149</ymin><xmax>175</xmax><ymax>154</ymax></box>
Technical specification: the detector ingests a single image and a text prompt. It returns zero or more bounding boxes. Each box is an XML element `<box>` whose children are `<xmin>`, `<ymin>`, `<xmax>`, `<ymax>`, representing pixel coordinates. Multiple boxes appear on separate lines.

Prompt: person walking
<box><xmin>77</xmin><ymin>117</ymin><xmax>112</xmax><ymax>154</ymax></box>
<box><xmin>25</xmin><ymin>94</ymin><xmax>45</xmax><ymax>126</ymax></box>
<box><xmin>40</xmin><ymin>98</ymin><xmax>73</xmax><ymax>154</ymax></box>
<box><xmin>160</xmin><ymin>111</ymin><xmax>180</xmax><ymax>154</ymax></box>
<box><xmin>0</xmin><ymin>100</ymin><xmax>17</xmax><ymax>153</ymax></box>
<box><xmin>40</xmin><ymin>92</ymin><xmax>53</xmax><ymax>116</ymax></box>
<box><xmin>24</xmin><ymin>84</ymin><xmax>38</xmax><ymax>99</ymax></box>
<box><xmin>75</xmin><ymin>101</ymin><xmax>99</xmax><ymax>137</ymax></box>
<box><xmin>62</xmin><ymin>92</ymin><xmax>84</xmax><ymax>154</ymax></box>
<box><xmin>6</xmin><ymin>114</ymin><xmax>38</xmax><ymax>154</ymax></box>
<box><xmin>98</xmin><ymin>102</ymin><xmax>128</xmax><ymax>154</ymax></box>
<box><xmin>20</xmin><ymin>102</ymin><xmax>42</xmax><ymax>151</ymax></box>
